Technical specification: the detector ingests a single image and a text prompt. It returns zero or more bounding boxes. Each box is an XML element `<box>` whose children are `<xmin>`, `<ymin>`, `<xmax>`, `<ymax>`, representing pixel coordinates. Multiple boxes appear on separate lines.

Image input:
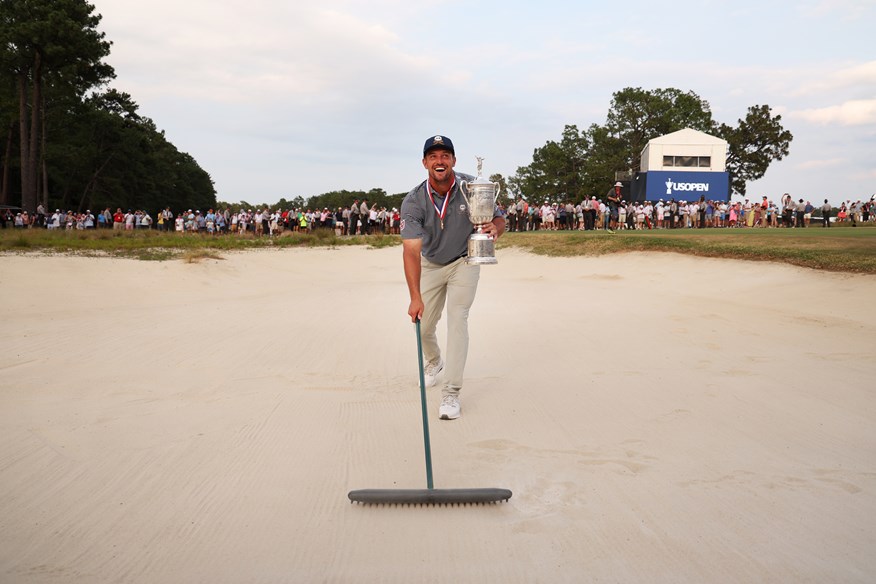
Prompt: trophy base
<box><xmin>466</xmin><ymin>233</ymin><xmax>497</xmax><ymax>265</ymax></box>
<box><xmin>466</xmin><ymin>256</ymin><xmax>498</xmax><ymax>265</ymax></box>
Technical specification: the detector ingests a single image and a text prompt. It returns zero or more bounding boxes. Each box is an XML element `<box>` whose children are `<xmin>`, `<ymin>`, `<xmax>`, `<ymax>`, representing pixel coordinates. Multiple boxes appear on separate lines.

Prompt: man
<box><xmin>162</xmin><ymin>207</ymin><xmax>174</xmax><ymax>232</ymax></box>
<box><xmin>689</xmin><ymin>200</ymin><xmax>699</xmax><ymax>228</ymax></box>
<box><xmin>581</xmin><ymin>197</ymin><xmax>592</xmax><ymax>230</ymax></box>
<box><xmin>759</xmin><ymin>196</ymin><xmax>769</xmax><ymax>228</ymax></box>
<box><xmin>401</xmin><ymin>135</ymin><xmax>505</xmax><ymax>420</ymax></box>
<box><xmin>515</xmin><ymin>197</ymin><xmax>525</xmax><ymax>231</ymax></box>
<box><xmin>341</xmin><ymin>206</ymin><xmax>350</xmax><ymax>235</ymax></box>
<box><xmin>852</xmin><ymin>200</ymin><xmax>863</xmax><ymax>226</ymax></box>
<box><xmin>795</xmin><ymin>198</ymin><xmax>807</xmax><ymax>228</ymax></box>
<box><xmin>606</xmin><ymin>182</ymin><xmax>622</xmax><ymax>232</ymax></box>
<box><xmin>48</xmin><ymin>209</ymin><xmax>61</xmax><ymax>230</ymax></box>
<box><xmin>564</xmin><ymin>201</ymin><xmax>575</xmax><ymax>230</ymax></box>
<box><xmin>506</xmin><ymin>197</ymin><xmax>517</xmax><ymax>232</ymax></box>
<box><xmin>821</xmin><ymin>199</ymin><xmax>832</xmax><ymax>227</ymax></box>
<box><xmin>349</xmin><ymin>200</ymin><xmax>359</xmax><ymax>235</ymax></box>
<box><xmin>781</xmin><ymin>194</ymin><xmax>794</xmax><ymax>227</ymax></box>
<box><xmin>113</xmin><ymin>208</ymin><xmax>124</xmax><ymax>230</ymax></box>
<box><xmin>360</xmin><ymin>199</ymin><xmax>370</xmax><ymax>235</ymax></box>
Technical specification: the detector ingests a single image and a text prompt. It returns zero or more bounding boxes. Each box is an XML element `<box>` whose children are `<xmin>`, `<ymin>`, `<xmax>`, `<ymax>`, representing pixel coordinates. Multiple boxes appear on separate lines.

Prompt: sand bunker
<box><xmin>1</xmin><ymin>248</ymin><xmax>874</xmax><ymax>582</ymax></box>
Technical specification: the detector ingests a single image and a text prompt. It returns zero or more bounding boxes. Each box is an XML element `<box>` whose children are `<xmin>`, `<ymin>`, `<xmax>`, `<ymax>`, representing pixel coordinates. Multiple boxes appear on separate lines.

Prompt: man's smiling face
<box><xmin>423</xmin><ymin>148</ymin><xmax>456</xmax><ymax>185</ymax></box>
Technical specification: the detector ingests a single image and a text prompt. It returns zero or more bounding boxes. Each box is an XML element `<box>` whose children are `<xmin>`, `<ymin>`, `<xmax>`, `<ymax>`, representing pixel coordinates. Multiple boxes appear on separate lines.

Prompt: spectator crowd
<box><xmin>500</xmin><ymin>194</ymin><xmax>875</xmax><ymax>231</ymax></box>
<box><xmin>0</xmin><ymin>201</ymin><xmax>402</xmax><ymax>236</ymax></box>
<box><xmin>2</xmin><ymin>194</ymin><xmax>874</xmax><ymax>233</ymax></box>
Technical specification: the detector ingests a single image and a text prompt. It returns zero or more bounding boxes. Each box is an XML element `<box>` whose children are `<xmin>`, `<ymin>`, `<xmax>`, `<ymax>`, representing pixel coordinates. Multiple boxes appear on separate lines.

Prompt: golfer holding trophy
<box><xmin>400</xmin><ymin>135</ymin><xmax>505</xmax><ymax>420</ymax></box>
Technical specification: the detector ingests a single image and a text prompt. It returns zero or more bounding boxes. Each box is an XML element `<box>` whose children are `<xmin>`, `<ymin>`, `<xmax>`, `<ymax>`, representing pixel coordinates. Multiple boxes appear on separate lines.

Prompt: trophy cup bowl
<box><xmin>460</xmin><ymin>159</ymin><xmax>500</xmax><ymax>265</ymax></box>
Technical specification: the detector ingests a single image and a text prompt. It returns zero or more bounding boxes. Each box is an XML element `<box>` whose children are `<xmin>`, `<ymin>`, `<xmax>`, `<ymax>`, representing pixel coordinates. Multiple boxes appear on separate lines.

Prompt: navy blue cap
<box><xmin>423</xmin><ymin>135</ymin><xmax>455</xmax><ymax>156</ymax></box>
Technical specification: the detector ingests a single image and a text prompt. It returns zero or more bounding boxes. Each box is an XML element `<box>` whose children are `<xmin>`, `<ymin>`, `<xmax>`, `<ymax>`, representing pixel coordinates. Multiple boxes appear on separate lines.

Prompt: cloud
<box><xmin>791</xmin><ymin>99</ymin><xmax>876</xmax><ymax>126</ymax></box>
<box><xmin>795</xmin><ymin>158</ymin><xmax>843</xmax><ymax>170</ymax></box>
<box><xmin>791</xmin><ymin>60</ymin><xmax>876</xmax><ymax>98</ymax></box>
<box><xmin>798</xmin><ymin>0</ymin><xmax>875</xmax><ymax>21</ymax></box>
<box><xmin>99</xmin><ymin>2</ymin><xmax>438</xmax><ymax>106</ymax></box>
<box><xmin>851</xmin><ymin>168</ymin><xmax>876</xmax><ymax>182</ymax></box>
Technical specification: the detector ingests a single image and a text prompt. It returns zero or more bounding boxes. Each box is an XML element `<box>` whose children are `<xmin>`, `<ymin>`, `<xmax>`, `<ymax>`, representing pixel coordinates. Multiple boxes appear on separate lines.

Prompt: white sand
<box><xmin>1</xmin><ymin>247</ymin><xmax>874</xmax><ymax>583</ymax></box>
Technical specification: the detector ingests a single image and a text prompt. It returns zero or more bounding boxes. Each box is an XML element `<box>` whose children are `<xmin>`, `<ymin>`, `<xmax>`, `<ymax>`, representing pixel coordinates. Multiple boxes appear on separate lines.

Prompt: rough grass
<box><xmin>2</xmin><ymin>225</ymin><xmax>875</xmax><ymax>273</ymax></box>
<box><xmin>0</xmin><ymin>228</ymin><xmax>392</xmax><ymax>260</ymax></box>
<box><xmin>498</xmin><ymin>226</ymin><xmax>876</xmax><ymax>273</ymax></box>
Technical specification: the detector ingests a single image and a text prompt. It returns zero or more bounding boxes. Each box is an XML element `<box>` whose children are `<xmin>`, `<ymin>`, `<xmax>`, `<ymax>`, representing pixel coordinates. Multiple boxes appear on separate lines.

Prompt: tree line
<box><xmin>1</xmin><ymin>0</ymin><xmax>216</xmax><ymax>214</ymax></box>
<box><xmin>220</xmin><ymin>188</ymin><xmax>407</xmax><ymax>215</ymax></box>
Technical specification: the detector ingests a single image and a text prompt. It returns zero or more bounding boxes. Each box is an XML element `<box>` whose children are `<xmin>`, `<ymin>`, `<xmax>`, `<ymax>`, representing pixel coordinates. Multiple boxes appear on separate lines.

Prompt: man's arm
<box><xmin>402</xmin><ymin>238</ymin><xmax>424</xmax><ymax>322</ymax></box>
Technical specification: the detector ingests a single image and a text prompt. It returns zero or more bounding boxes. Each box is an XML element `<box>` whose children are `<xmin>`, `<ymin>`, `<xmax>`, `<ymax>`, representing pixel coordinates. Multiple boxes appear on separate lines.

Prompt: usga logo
<box><xmin>665</xmin><ymin>178</ymin><xmax>710</xmax><ymax>195</ymax></box>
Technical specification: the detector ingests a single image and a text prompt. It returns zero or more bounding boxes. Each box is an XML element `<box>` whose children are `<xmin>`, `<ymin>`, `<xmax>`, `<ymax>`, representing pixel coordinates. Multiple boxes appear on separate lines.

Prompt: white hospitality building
<box><xmin>632</xmin><ymin>128</ymin><xmax>731</xmax><ymax>202</ymax></box>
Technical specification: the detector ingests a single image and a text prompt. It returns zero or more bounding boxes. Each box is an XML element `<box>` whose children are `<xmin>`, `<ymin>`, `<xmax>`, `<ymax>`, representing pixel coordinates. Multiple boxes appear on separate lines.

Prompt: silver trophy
<box><xmin>460</xmin><ymin>157</ymin><xmax>501</xmax><ymax>265</ymax></box>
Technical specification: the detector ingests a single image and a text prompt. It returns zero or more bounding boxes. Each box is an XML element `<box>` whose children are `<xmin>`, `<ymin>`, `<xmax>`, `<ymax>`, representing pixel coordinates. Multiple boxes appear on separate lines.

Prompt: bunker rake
<box><xmin>348</xmin><ymin>320</ymin><xmax>512</xmax><ymax>506</ymax></box>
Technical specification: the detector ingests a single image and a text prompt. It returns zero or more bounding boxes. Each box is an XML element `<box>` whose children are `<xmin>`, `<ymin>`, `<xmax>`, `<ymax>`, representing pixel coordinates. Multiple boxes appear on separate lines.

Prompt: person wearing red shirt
<box><xmin>112</xmin><ymin>208</ymin><xmax>124</xmax><ymax>230</ymax></box>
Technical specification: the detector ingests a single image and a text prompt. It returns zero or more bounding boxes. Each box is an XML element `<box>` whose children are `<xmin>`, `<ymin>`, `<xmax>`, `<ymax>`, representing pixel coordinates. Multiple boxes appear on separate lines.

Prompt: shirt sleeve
<box><xmin>400</xmin><ymin>194</ymin><xmax>425</xmax><ymax>240</ymax></box>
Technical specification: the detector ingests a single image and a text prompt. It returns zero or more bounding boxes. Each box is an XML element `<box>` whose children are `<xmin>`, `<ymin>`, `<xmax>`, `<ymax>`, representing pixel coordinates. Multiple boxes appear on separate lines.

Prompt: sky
<box><xmin>92</xmin><ymin>0</ymin><xmax>876</xmax><ymax>206</ymax></box>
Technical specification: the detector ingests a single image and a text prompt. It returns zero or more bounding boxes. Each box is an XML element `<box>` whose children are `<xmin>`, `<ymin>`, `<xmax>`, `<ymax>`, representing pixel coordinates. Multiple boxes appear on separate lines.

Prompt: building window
<box><xmin>662</xmin><ymin>155</ymin><xmax>711</xmax><ymax>168</ymax></box>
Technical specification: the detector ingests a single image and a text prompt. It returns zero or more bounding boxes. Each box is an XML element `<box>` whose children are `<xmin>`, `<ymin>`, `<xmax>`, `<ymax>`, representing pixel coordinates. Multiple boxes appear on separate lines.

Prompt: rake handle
<box><xmin>415</xmin><ymin>319</ymin><xmax>434</xmax><ymax>490</ymax></box>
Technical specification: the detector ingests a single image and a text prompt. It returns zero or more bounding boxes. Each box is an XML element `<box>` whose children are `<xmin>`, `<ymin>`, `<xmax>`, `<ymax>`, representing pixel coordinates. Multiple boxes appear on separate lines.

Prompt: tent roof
<box><xmin>647</xmin><ymin>128</ymin><xmax>727</xmax><ymax>146</ymax></box>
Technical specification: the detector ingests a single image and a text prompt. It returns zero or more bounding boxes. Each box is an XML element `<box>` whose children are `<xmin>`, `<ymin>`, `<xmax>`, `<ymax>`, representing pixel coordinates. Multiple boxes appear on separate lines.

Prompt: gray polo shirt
<box><xmin>402</xmin><ymin>172</ymin><xmax>498</xmax><ymax>265</ymax></box>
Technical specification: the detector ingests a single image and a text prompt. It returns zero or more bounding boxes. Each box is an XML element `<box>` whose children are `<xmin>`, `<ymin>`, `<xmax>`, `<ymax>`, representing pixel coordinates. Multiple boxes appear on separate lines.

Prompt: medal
<box><xmin>428</xmin><ymin>178</ymin><xmax>455</xmax><ymax>231</ymax></box>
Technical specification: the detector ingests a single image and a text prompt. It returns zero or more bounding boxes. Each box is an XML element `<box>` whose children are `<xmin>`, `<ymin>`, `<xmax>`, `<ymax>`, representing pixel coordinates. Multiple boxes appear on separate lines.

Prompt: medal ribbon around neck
<box><xmin>427</xmin><ymin>177</ymin><xmax>455</xmax><ymax>229</ymax></box>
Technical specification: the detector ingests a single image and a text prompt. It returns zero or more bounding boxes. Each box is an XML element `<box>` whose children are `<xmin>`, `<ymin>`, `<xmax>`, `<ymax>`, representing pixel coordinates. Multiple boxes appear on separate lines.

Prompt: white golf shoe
<box><xmin>439</xmin><ymin>395</ymin><xmax>461</xmax><ymax>420</ymax></box>
<box><xmin>423</xmin><ymin>358</ymin><xmax>444</xmax><ymax>388</ymax></box>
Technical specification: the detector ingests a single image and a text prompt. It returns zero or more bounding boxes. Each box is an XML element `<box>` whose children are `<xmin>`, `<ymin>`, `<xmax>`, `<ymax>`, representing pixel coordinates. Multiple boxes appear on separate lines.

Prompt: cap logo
<box><xmin>433</xmin><ymin>135</ymin><xmax>443</xmax><ymax>144</ymax></box>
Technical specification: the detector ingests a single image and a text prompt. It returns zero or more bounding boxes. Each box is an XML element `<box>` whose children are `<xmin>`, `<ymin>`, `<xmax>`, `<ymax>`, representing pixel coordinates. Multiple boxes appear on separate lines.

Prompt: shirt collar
<box><xmin>427</xmin><ymin>176</ymin><xmax>456</xmax><ymax>199</ymax></box>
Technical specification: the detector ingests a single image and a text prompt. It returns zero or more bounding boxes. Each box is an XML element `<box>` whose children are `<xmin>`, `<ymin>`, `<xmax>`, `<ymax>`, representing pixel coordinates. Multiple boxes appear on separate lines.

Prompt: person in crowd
<box><xmin>506</xmin><ymin>198</ymin><xmax>517</xmax><ymax>232</ymax></box>
<box><xmin>820</xmin><ymin>199</ymin><xmax>832</xmax><ymax>227</ymax></box>
<box><xmin>359</xmin><ymin>199</ymin><xmax>370</xmax><ymax>235</ymax></box>
<box><xmin>795</xmin><ymin>198</ymin><xmax>806</xmax><ymax>228</ymax></box>
<box><xmin>606</xmin><ymin>182</ymin><xmax>622</xmax><ymax>232</ymax></box>
<box><xmin>349</xmin><ymin>200</ymin><xmax>359</xmax><ymax>235</ymax></box>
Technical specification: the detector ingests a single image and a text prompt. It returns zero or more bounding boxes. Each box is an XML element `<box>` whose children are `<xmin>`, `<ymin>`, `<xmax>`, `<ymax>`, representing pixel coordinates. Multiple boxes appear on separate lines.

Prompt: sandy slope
<box><xmin>1</xmin><ymin>247</ymin><xmax>874</xmax><ymax>583</ymax></box>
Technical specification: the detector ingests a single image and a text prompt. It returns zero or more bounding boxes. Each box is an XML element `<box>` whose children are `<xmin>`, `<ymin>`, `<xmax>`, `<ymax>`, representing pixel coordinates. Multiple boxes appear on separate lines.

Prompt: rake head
<box><xmin>348</xmin><ymin>487</ymin><xmax>512</xmax><ymax>506</ymax></box>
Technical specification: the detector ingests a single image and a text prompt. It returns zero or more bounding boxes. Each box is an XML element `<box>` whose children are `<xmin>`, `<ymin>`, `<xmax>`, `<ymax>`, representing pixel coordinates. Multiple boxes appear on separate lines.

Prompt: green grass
<box><xmin>498</xmin><ymin>226</ymin><xmax>876</xmax><ymax>273</ymax></box>
<box><xmin>2</xmin><ymin>225</ymin><xmax>875</xmax><ymax>273</ymax></box>
<box><xmin>0</xmin><ymin>228</ymin><xmax>394</xmax><ymax>260</ymax></box>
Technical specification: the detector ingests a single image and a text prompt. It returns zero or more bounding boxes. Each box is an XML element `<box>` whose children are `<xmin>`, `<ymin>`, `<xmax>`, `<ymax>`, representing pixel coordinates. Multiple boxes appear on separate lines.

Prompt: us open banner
<box><xmin>642</xmin><ymin>171</ymin><xmax>730</xmax><ymax>201</ymax></box>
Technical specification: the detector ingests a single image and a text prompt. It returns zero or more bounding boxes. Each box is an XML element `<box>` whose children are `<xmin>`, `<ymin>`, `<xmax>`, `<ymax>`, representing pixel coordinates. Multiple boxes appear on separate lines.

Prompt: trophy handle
<box><xmin>492</xmin><ymin>182</ymin><xmax>501</xmax><ymax>203</ymax></box>
<box><xmin>459</xmin><ymin>180</ymin><xmax>471</xmax><ymax>207</ymax></box>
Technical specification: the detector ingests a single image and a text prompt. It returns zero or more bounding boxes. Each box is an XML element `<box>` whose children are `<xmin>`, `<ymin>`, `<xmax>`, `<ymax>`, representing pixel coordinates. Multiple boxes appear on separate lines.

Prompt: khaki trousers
<box><xmin>419</xmin><ymin>256</ymin><xmax>480</xmax><ymax>397</ymax></box>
